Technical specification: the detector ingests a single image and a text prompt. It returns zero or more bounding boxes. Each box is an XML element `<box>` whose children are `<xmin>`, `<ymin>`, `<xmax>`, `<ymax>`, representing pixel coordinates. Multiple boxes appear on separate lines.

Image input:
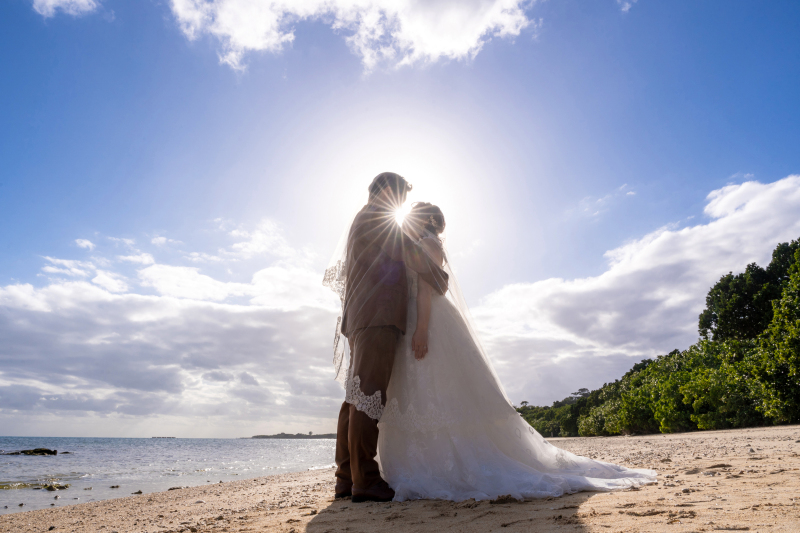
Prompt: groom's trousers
<box><xmin>335</xmin><ymin>325</ymin><xmax>399</xmax><ymax>491</ymax></box>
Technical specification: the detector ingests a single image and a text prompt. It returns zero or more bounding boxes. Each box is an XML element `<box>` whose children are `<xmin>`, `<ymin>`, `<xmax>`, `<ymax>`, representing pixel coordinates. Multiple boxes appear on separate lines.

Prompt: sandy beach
<box><xmin>2</xmin><ymin>424</ymin><xmax>798</xmax><ymax>533</ymax></box>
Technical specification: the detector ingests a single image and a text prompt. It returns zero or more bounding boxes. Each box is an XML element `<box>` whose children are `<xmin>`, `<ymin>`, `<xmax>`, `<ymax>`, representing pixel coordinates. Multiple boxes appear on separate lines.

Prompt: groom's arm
<box><xmin>383</xmin><ymin>227</ymin><xmax>449</xmax><ymax>295</ymax></box>
<box><xmin>355</xmin><ymin>210</ymin><xmax>449</xmax><ymax>295</ymax></box>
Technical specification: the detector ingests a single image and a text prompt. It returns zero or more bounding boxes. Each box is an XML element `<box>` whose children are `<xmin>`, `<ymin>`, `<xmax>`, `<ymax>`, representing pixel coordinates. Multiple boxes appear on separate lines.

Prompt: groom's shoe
<box><xmin>334</xmin><ymin>480</ymin><xmax>352</xmax><ymax>499</ymax></box>
<box><xmin>351</xmin><ymin>481</ymin><xmax>395</xmax><ymax>503</ymax></box>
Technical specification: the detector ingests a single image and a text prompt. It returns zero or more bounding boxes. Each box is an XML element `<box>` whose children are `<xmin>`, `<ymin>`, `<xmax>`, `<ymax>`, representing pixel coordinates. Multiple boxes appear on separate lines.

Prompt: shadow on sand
<box><xmin>307</xmin><ymin>491</ymin><xmax>600</xmax><ymax>532</ymax></box>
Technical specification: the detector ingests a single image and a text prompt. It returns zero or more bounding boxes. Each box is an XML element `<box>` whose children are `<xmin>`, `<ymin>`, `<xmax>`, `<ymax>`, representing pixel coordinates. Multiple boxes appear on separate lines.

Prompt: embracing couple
<box><xmin>323</xmin><ymin>172</ymin><xmax>655</xmax><ymax>503</ymax></box>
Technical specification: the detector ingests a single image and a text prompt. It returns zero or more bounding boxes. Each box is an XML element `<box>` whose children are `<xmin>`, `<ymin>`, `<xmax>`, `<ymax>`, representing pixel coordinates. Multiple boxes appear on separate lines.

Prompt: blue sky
<box><xmin>2</xmin><ymin>0</ymin><xmax>800</xmax><ymax>437</ymax></box>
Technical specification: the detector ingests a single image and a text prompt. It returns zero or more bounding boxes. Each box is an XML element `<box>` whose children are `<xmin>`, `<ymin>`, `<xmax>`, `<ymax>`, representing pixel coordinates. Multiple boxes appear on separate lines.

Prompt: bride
<box><xmin>376</xmin><ymin>202</ymin><xmax>656</xmax><ymax>502</ymax></box>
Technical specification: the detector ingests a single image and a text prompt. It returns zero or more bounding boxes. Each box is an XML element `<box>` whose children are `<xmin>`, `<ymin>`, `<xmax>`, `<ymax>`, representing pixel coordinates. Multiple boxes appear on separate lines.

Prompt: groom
<box><xmin>335</xmin><ymin>172</ymin><xmax>449</xmax><ymax>502</ymax></box>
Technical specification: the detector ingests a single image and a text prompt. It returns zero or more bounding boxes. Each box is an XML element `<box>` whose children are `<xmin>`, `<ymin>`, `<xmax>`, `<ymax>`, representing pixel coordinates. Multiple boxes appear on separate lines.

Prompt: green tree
<box><xmin>699</xmin><ymin>239</ymin><xmax>800</xmax><ymax>341</ymax></box>
<box><xmin>679</xmin><ymin>340</ymin><xmax>764</xmax><ymax>430</ymax></box>
<box><xmin>755</xmin><ymin>249</ymin><xmax>800</xmax><ymax>422</ymax></box>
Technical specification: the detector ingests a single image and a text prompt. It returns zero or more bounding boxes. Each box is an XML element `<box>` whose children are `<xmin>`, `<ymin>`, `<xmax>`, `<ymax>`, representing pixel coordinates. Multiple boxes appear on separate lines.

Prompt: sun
<box><xmin>395</xmin><ymin>203</ymin><xmax>412</xmax><ymax>226</ymax></box>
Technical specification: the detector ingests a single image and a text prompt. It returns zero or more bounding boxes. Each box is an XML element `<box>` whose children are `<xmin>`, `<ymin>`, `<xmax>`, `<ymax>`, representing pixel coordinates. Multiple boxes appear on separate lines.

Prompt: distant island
<box><xmin>252</xmin><ymin>432</ymin><xmax>335</xmax><ymax>439</ymax></box>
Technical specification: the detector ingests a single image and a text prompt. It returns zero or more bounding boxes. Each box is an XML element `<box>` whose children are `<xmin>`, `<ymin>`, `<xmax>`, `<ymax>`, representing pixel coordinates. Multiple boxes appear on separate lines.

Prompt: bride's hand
<box><xmin>412</xmin><ymin>327</ymin><xmax>428</xmax><ymax>360</ymax></box>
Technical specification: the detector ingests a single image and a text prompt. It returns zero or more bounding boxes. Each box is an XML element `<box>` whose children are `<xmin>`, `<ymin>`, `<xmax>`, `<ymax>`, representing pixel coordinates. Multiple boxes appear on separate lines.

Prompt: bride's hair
<box><xmin>408</xmin><ymin>202</ymin><xmax>446</xmax><ymax>236</ymax></box>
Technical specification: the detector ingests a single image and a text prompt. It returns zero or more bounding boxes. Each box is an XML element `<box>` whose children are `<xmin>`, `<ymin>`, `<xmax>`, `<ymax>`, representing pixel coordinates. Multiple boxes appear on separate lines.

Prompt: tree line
<box><xmin>517</xmin><ymin>238</ymin><xmax>800</xmax><ymax>437</ymax></box>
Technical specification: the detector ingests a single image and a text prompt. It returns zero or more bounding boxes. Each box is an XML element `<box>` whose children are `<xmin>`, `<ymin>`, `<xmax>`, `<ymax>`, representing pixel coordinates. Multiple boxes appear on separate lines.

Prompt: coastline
<box><xmin>2</xmin><ymin>424</ymin><xmax>798</xmax><ymax>533</ymax></box>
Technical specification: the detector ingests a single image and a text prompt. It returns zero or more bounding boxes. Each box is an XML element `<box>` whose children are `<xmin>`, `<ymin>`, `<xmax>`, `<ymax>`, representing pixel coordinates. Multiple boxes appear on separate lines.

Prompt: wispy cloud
<box><xmin>151</xmin><ymin>236</ymin><xmax>182</xmax><ymax>246</ymax></box>
<box><xmin>617</xmin><ymin>0</ymin><xmax>638</xmax><ymax>13</ymax></box>
<box><xmin>32</xmin><ymin>0</ymin><xmax>99</xmax><ymax>18</ymax></box>
<box><xmin>41</xmin><ymin>257</ymin><xmax>94</xmax><ymax>277</ymax></box>
<box><xmin>75</xmin><ymin>239</ymin><xmax>96</xmax><ymax>251</ymax></box>
<box><xmin>573</xmin><ymin>183</ymin><xmax>636</xmax><ymax>218</ymax></box>
<box><xmin>118</xmin><ymin>253</ymin><xmax>156</xmax><ymax>265</ymax></box>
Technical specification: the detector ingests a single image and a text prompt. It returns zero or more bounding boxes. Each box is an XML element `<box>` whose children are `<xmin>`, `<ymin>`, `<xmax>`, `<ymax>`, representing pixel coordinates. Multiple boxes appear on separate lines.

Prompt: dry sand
<box><xmin>2</xmin><ymin>424</ymin><xmax>798</xmax><ymax>533</ymax></box>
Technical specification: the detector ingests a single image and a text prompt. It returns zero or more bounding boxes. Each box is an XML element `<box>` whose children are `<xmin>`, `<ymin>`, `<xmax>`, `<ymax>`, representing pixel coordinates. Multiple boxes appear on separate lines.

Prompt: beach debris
<box><xmin>48</xmin><ymin>527</ymin><xmax>55</xmax><ymax>531</ymax></box>
<box><xmin>621</xmin><ymin>508</ymin><xmax>665</xmax><ymax>516</ymax></box>
<box><xmin>1</xmin><ymin>448</ymin><xmax>57</xmax><ymax>456</ymax></box>
<box><xmin>18</xmin><ymin>503</ymin><xmax>23</xmax><ymax>507</ymax></box>
<box><xmin>195</xmin><ymin>500</ymin><xmax>206</xmax><ymax>503</ymax></box>
<box><xmin>110</xmin><ymin>485</ymin><xmax>119</xmax><ymax>488</ymax></box>
<box><xmin>132</xmin><ymin>490</ymin><xmax>143</xmax><ymax>494</ymax></box>
<box><xmin>168</xmin><ymin>486</ymin><xmax>188</xmax><ymax>491</ymax></box>
<box><xmin>53</xmin><ymin>495</ymin><xmax>59</xmax><ymax>499</ymax></box>
<box><xmin>84</xmin><ymin>487</ymin><xmax>92</xmax><ymax>490</ymax></box>
<box><xmin>490</xmin><ymin>494</ymin><xmax>522</xmax><ymax>504</ymax></box>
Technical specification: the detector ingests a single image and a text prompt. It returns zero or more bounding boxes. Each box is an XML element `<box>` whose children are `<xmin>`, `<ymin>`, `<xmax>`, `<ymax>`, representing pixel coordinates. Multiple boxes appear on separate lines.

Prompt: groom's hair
<box><xmin>368</xmin><ymin>172</ymin><xmax>412</xmax><ymax>201</ymax></box>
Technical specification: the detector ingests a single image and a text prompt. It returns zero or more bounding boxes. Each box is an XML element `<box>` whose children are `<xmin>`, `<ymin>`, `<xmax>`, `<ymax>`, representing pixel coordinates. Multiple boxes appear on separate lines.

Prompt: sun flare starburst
<box><xmin>395</xmin><ymin>203</ymin><xmax>412</xmax><ymax>226</ymax></box>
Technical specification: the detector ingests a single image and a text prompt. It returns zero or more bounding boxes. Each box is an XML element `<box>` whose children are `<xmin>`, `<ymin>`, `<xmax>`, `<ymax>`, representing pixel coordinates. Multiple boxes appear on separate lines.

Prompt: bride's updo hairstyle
<box><xmin>408</xmin><ymin>202</ymin><xmax>446</xmax><ymax>236</ymax></box>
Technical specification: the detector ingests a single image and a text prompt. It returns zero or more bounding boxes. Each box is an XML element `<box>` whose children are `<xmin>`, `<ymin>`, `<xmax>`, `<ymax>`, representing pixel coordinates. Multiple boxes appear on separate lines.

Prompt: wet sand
<box><xmin>2</xmin><ymin>424</ymin><xmax>798</xmax><ymax>533</ymax></box>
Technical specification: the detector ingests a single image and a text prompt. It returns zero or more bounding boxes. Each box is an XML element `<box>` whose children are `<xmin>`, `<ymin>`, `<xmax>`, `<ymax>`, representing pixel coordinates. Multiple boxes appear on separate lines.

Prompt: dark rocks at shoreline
<box><xmin>43</xmin><ymin>484</ymin><xmax>70</xmax><ymax>491</ymax></box>
<box><xmin>251</xmin><ymin>433</ymin><xmax>336</xmax><ymax>439</ymax></box>
<box><xmin>1</xmin><ymin>448</ymin><xmax>58</xmax><ymax>456</ymax></box>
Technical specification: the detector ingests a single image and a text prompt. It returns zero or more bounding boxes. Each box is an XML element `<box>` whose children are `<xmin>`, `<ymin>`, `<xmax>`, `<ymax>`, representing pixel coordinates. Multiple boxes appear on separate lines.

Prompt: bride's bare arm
<box><xmin>412</xmin><ymin>280</ymin><xmax>432</xmax><ymax>360</ymax></box>
<box><xmin>412</xmin><ymin>238</ymin><xmax>444</xmax><ymax>360</ymax></box>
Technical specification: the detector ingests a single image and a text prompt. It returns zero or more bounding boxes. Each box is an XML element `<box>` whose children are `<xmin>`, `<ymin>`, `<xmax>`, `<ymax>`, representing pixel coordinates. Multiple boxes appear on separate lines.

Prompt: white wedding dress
<box><xmin>377</xmin><ymin>255</ymin><xmax>656</xmax><ymax>502</ymax></box>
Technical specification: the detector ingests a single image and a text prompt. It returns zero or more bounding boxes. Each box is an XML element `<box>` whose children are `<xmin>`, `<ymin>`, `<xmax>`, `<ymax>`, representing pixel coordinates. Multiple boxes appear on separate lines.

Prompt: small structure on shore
<box><xmin>252</xmin><ymin>432</ymin><xmax>335</xmax><ymax>439</ymax></box>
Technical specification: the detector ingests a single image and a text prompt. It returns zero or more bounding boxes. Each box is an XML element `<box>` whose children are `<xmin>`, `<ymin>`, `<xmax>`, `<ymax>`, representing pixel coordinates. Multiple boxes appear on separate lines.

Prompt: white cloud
<box><xmin>109</xmin><ymin>237</ymin><xmax>136</xmax><ymax>247</ymax></box>
<box><xmin>75</xmin><ymin>239</ymin><xmax>96</xmax><ymax>251</ymax></box>
<box><xmin>91</xmin><ymin>270</ymin><xmax>129</xmax><ymax>293</ymax></box>
<box><xmin>32</xmin><ymin>0</ymin><xmax>99</xmax><ymax>17</ymax></box>
<box><xmin>0</xmin><ymin>220</ymin><xmax>341</xmax><ymax>436</ymax></box>
<box><xmin>118</xmin><ymin>253</ymin><xmax>156</xmax><ymax>265</ymax></box>
<box><xmin>227</xmin><ymin>219</ymin><xmax>295</xmax><ymax>259</ymax></box>
<box><xmin>151</xmin><ymin>236</ymin><xmax>182</xmax><ymax>246</ymax></box>
<box><xmin>474</xmin><ymin>175</ymin><xmax>800</xmax><ymax>405</ymax></box>
<box><xmin>240</xmin><ymin>371</ymin><xmax>259</xmax><ymax>386</ymax></box>
<box><xmin>139</xmin><ymin>264</ymin><xmax>253</xmax><ymax>301</ymax></box>
<box><xmin>41</xmin><ymin>257</ymin><xmax>94</xmax><ymax>277</ymax></box>
<box><xmin>617</xmin><ymin>0</ymin><xmax>638</xmax><ymax>12</ymax></box>
<box><xmin>169</xmin><ymin>0</ymin><xmax>534</xmax><ymax>70</ymax></box>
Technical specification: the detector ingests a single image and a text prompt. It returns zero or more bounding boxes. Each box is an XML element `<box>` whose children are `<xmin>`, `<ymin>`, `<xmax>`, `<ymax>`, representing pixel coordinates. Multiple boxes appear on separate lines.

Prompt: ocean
<box><xmin>0</xmin><ymin>436</ymin><xmax>335</xmax><ymax>515</ymax></box>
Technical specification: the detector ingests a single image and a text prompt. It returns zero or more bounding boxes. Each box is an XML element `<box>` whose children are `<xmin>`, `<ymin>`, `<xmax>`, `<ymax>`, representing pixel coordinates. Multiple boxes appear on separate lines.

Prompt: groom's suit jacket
<box><xmin>341</xmin><ymin>204</ymin><xmax>449</xmax><ymax>337</ymax></box>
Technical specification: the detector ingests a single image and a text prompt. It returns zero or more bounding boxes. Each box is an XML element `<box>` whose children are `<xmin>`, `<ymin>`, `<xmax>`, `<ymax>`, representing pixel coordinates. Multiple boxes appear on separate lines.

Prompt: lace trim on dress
<box><xmin>379</xmin><ymin>398</ymin><xmax>454</xmax><ymax>433</ymax></box>
<box><xmin>345</xmin><ymin>372</ymin><xmax>383</xmax><ymax>421</ymax></box>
